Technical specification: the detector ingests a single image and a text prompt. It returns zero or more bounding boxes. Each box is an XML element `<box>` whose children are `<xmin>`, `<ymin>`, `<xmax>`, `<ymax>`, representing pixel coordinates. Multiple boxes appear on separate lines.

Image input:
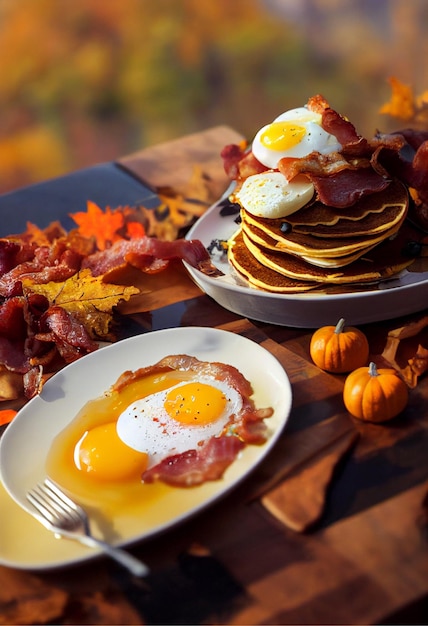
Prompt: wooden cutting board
<box><xmin>117</xmin><ymin>125</ymin><xmax>244</xmax><ymax>200</ymax></box>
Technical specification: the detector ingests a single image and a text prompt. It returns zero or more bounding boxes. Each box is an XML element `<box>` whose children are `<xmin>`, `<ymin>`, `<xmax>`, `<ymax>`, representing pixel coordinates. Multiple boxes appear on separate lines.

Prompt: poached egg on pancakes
<box><xmin>235</xmin><ymin>106</ymin><xmax>342</xmax><ymax>219</ymax></box>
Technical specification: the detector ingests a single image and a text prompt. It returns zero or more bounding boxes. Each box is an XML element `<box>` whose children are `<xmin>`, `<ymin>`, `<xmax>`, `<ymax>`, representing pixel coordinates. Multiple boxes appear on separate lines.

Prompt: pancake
<box><xmin>283</xmin><ymin>179</ymin><xmax>409</xmax><ymax>227</ymax></box>
<box><xmin>228</xmin><ymin>230</ymin><xmax>320</xmax><ymax>293</ymax></box>
<box><xmin>238</xmin><ymin>179</ymin><xmax>409</xmax><ymax>269</ymax></box>
<box><xmin>293</xmin><ymin>203</ymin><xmax>407</xmax><ymax>237</ymax></box>
<box><xmin>227</xmin><ymin>173</ymin><xmax>413</xmax><ymax>292</ymax></box>
<box><xmin>237</xmin><ymin>228</ymin><xmax>414</xmax><ymax>285</ymax></box>
<box><xmin>241</xmin><ymin>213</ymin><xmax>403</xmax><ymax>264</ymax></box>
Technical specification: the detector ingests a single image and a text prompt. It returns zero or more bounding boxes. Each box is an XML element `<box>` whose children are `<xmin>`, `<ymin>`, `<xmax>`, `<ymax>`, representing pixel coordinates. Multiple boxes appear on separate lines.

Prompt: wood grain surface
<box><xmin>0</xmin><ymin>128</ymin><xmax>427</xmax><ymax>626</ymax></box>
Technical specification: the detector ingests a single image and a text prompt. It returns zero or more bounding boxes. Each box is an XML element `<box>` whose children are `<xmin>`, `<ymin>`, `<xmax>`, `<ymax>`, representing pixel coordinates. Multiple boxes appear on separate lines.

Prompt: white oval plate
<box><xmin>184</xmin><ymin>194</ymin><xmax>428</xmax><ymax>328</ymax></box>
<box><xmin>0</xmin><ymin>327</ymin><xmax>291</xmax><ymax>570</ymax></box>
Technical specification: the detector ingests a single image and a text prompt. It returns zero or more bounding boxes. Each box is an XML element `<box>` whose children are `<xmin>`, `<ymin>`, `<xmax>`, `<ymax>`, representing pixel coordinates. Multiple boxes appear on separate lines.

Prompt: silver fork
<box><xmin>26</xmin><ymin>478</ymin><xmax>149</xmax><ymax>577</ymax></box>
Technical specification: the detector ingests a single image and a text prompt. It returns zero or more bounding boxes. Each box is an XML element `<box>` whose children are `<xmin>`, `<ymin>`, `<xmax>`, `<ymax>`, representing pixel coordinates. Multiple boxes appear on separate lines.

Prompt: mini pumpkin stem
<box><xmin>368</xmin><ymin>361</ymin><xmax>378</xmax><ymax>377</ymax></box>
<box><xmin>335</xmin><ymin>318</ymin><xmax>346</xmax><ymax>334</ymax></box>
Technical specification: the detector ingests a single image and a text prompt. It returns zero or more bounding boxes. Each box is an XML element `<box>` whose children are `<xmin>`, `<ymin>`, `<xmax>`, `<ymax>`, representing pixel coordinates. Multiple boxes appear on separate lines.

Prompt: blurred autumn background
<box><xmin>0</xmin><ymin>0</ymin><xmax>427</xmax><ymax>194</ymax></box>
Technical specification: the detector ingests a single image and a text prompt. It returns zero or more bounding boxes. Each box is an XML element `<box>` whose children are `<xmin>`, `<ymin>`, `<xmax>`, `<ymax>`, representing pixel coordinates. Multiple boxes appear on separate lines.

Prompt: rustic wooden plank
<box><xmin>0</xmin><ymin>126</ymin><xmax>427</xmax><ymax>626</ymax></box>
<box><xmin>117</xmin><ymin>125</ymin><xmax>243</xmax><ymax>201</ymax></box>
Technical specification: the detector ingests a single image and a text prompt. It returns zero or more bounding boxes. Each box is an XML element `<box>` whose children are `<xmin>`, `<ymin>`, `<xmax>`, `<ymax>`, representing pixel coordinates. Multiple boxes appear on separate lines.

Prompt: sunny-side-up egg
<box><xmin>116</xmin><ymin>378</ymin><xmax>242</xmax><ymax>468</ymax></box>
<box><xmin>45</xmin><ymin>366</ymin><xmax>244</xmax><ymax>514</ymax></box>
<box><xmin>235</xmin><ymin>106</ymin><xmax>343</xmax><ymax>219</ymax></box>
<box><xmin>252</xmin><ymin>106</ymin><xmax>342</xmax><ymax>167</ymax></box>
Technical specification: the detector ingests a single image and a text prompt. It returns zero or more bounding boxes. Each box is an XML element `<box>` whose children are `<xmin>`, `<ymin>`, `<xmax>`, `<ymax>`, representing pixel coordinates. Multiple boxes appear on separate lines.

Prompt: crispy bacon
<box><xmin>38</xmin><ymin>306</ymin><xmax>98</xmax><ymax>362</ymax></box>
<box><xmin>0</xmin><ymin>241</ymin><xmax>17</xmax><ymax>275</ymax></box>
<box><xmin>82</xmin><ymin>236</ymin><xmax>223</xmax><ymax>277</ymax></box>
<box><xmin>141</xmin><ymin>435</ymin><xmax>246</xmax><ymax>487</ymax></box>
<box><xmin>311</xmin><ymin>168</ymin><xmax>391</xmax><ymax>208</ymax></box>
<box><xmin>307</xmin><ymin>95</ymin><xmax>371</xmax><ymax>157</ymax></box>
<box><xmin>375</xmin><ymin>135</ymin><xmax>428</xmax><ymax>211</ymax></box>
<box><xmin>392</xmin><ymin>128</ymin><xmax>428</xmax><ymax>152</ymax></box>
<box><xmin>221</xmin><ymin>143</ymin><xmax>247</xmax><ymax>179</ymax></box>
<box><xmin>113</xmin><ymin>354</ymin><xmax>254</xmax><ymax>398</ymax></box>
<box><xmin>0</xmin><ymin>216</ymin><xmax>225</xmax><ymax>401</ymax></box>
<box><xmin>0</xmin><ymin>337</ymin><xmax>29</xmax><ymax>373</ymax></box>
<box><xmin>222</xmin><ymin>95</ymin><xmax>412</xmax><ymax>209</ymax></box>
<box><xmin>221</xmin><ymin>144</ymin><xmax>268</xmax><ymax>180</ymax></box>
<box><xmin>278</xmin><ymin>151</ymin><xmax>371</xmax><ymax>180</ymax></box>
<box><xmin>23</xmin><ymin>365</ymin><xmax>43</xmax><ymax>399</ymax></box>
<box><xmin>0</xmin><ymin>296</ymin><xmax>26</xmax><ymax>340</ymax></box>
<box><xmin>113</xmin><ymin>354</ymin><xmax>274</xmax><ymax>487</ymax></box>
<box><xmin>0</xmin><ymin>242</ymin><xmax>83</xmax><ymax>298</ymax></box>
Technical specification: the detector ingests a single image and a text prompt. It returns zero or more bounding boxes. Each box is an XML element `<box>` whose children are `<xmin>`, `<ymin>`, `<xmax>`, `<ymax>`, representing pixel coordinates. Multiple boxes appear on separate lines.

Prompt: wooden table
<box><xmin>0</xmin><ymin>128</ymin><xmax>427</xmax><ymax>625</ymax></box>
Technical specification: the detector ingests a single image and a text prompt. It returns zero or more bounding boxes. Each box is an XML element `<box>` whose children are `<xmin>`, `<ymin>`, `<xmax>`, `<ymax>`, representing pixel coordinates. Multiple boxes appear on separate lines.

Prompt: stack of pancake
<box><xmin>228</xmin><ymin>179</ymin><xmax>414</xmax><ymax>293</ymax></box>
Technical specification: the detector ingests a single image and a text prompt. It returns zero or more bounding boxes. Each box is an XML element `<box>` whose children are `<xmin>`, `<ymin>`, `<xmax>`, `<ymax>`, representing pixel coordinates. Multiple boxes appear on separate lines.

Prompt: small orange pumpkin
<box><xmin>310</xmin><ymin>318</ymin><xmax>369</xmax><ymax>373</ymax></box>
<box><xmin>343</xmin><ymin>361</ymin><xmax>408</xmax><ymax>422</ymax></box>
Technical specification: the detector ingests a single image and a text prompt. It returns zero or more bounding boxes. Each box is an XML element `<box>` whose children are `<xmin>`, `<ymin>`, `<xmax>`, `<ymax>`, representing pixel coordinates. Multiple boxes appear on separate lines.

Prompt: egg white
<box><xmin>252</xmin><ymin>106</ymin><xmax>342</xmax><ymax>169</ymax></box>
<box><xmin>235</xmin><ymin>171</ymin><xmax>314</xmax><ymax>219</ymax></box>
<box><xmin>116</xmin><ymin>377</ymin><xmax>243</xmax><ymax>468</ymax></box>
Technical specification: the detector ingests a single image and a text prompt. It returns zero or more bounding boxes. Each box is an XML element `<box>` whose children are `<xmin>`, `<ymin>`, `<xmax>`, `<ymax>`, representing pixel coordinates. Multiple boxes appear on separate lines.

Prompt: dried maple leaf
<box><xmin>380</xmin><ymin>76</ymin><xmax>428</xmax><ymax>124</ymax></box>
<box><xmin>126</xmin><ymin>221</ymin><xmax>146</xmax><ymax>239</ymax></box>
<box><xmin>21</xmin><ymin>269</ymin><xmax>139</xmax><ymax>340</ymax></box>
<box><xmin>70</xmin><ymin>200</ymin><xmax>124</xmax><ymax>250</ymax></box>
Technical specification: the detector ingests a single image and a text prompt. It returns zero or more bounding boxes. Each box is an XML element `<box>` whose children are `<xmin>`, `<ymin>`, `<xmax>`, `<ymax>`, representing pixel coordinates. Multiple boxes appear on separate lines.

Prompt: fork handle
<box><xmin>72</xmin><ymin>533</ymin><xmax>149</xmax><ymax>577</ymax></box>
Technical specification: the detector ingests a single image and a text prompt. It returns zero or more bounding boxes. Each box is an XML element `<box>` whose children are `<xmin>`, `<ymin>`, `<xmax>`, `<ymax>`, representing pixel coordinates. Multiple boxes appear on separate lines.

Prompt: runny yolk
<box><xmin>260</xmin><ymin>121</ymin><xmax>306</xmax><ymax>151</ymax></box>
<box><xmin>75</xmin><ymin>422</ymin><xmax>148</xmax><ymax>482</ymax></box>
<box><xmin>164</xmin><ymin>382</ymin><xmax>227</xmax><ymax>425</ymax></box>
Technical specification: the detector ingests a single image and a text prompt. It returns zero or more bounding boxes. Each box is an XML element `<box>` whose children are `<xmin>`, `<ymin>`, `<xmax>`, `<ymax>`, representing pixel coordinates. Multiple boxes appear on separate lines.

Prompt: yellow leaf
<box><xmin>21</xmin><ymin>269</ymin><xmax>139</xmax><ymax>340</ymax></box>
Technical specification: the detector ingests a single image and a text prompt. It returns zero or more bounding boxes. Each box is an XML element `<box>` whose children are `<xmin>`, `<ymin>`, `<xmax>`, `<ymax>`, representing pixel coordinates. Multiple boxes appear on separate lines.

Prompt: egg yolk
<box><xmin>75</xmin><ymin>422</ymin><xmax>148</xmax><ymax>482</ymax></box>
<box><xmin>164</xmin><ymin>382</ymin><xmax>227</xmax><ymax>425</ymax></box>
<box><xmin>260</xmin><ymin>121</ymin><xmax>307</xmax><ymax>152</ymax></box>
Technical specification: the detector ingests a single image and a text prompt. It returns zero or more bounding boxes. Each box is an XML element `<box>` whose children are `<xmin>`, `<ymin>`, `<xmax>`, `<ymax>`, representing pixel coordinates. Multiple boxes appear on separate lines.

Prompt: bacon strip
<box><xmin>0</xmin><ymin>243</ymin><xmax>83</xmax><ymax>298</ymax></box>
<box><xmin>113</xmin><ymin>354</ymin><xmax>274</xmax><ymax>487</ymax></box>
<box><xmin>38</xmin><ymin>306</ymin><xmax>98</xmax><ymax>362</ymax></box>
<box><xmin>221</xmin><ymin>144</ymin><xmax>268</xmax><ymax>180</ymax></box>
<box><xmin>221</xmin><ymin>95</ymin><xmax>403</xmax><ymax>208</ymax></box>
<box><xmin>307</xmin><ymin>95</ymin><xmax>370</xmax><ymax>156</ymax></box>
<box><xmin>82</xmin><ymin>236</ymin><xmax>223</xmax><ymax>277</ymax></box>
<box><xmin>278</xmin><ymin>152</ymin><xmax>371</xmax><ymax>180</ymax></box>
<box><xmin>141</xmin><ymin>435</ymin><xmax>246</xmax><ymax>487</ymax></box>
<box><xmin>311</xmin><ymin>168</ymin><xmax>391</xmax><ymax>208</ymax></box>
<box><xmin>0</xmin><ymin>337</ymin><xmax>29</xmax><ymax>373</ymax></box>
<box><xmin>113</xmin><ymin>354</ymin><xmax>254</xmax><ymax>398</ymax></box>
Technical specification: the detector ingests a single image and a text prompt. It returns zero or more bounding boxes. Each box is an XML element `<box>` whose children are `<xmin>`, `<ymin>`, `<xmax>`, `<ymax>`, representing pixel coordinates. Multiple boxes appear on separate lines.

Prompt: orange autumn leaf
<box><xmin>379</xmin><ymin>77</ymin><xmax>416</xmax><ymax>121</ymax></box>
<box><xmin>70</xmin><ymin>200</ymin><xmax>124</xmax><ymax>250</ymax></box>
<box><xmin>126</xmin><ymin>221</ymin><xmax>146</xmax><ymax>239</ymax></box>
<box><xmin>380</xmin><ymin>77</ymin><xmax>428</xmax><ymax>125</ymax></box>
<box><xmin>0</xmin><ymin>409</ymin><xmax>17</xmax><ymax>426</ymax></box>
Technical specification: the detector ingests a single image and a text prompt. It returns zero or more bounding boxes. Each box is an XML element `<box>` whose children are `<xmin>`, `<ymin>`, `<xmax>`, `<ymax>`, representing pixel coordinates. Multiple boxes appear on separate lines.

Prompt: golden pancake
<box><xmin>238</xmin><ymin>229</ymin><xmax>414</xmax><ymax>285</ymax></box>
<box><xmin>239</xmin><ymin>179</ymin><xmax>409</xmax><ymax>262</ymax></box>
<box><xmin>283</xmin><ymin>179</ymin><xmax>408</xmax><ymax>228</ymax></box>
<box><xmin>293</xmin><ymin>203</ymin><xmax>407</xmax><ymax>237</ymax></box>
<box><xmin>228</xmin><ymin>230</ymin><xmax>320</xmax><ymax>293</ymax></box>
<box><xmin>241</xmin><ymin>214</ymin><xmax>404</xmax><ymax>263</ymax></box>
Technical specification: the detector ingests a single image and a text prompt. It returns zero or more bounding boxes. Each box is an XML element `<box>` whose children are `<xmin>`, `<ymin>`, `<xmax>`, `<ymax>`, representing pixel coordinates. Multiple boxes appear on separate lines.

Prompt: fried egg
<box><xmin>74</xmin><ymin>422</ymin><xmax>149</xmax><ymax>481</ymax></box>
<box><xmin>45</xmin><ymin>358</ymin><xmax>264</xmax><ymax>514</ymax></box>
<box><xmin>116</xmin><ymin>378</ymin><xmax>242</xmax><ymax>468</ymax></box>
<box><xmin>252</xmin><ymin>106</ymin><xmax>342</xmax><ymax>169</ymax></box>
<box><xmin>42</xmin><ymin>354</ymin><xmax>273</xmax><ymax>520</ymax></box>
<box><xmin>235</xmin><ymin>171</ymin><xmax>314</xmax><ymax>219</ymax></box>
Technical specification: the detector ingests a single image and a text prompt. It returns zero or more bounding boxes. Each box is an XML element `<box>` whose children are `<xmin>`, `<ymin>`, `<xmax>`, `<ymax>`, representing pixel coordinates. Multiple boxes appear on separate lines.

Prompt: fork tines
<box><xmin>27</xmin><ymin>479</ymin><xmax>85</xmax><ymax>529</ymax></box>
